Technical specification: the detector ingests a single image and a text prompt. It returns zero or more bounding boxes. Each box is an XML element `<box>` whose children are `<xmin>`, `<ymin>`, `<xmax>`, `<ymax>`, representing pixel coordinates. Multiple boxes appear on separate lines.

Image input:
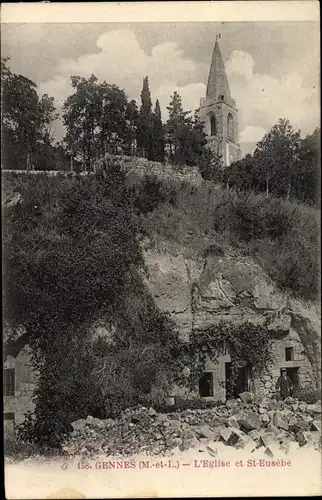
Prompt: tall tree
<box><xmin>62</xmin><ymin>75</ymin><xmax>100</xmax><ymax>170</ymax></box>
<box><xmin>165</xmin><ymin>91</ymin><xmax>191</xmax><ymax>164</ymax></box>
<box><xmin>98</xmin><ymin>82</ymin><xmax>129</xmax><ymax>156</ymax></box>
<box><xmin>137</xmin><ymin>76</ymin><xmax>154</xmax><ymax>159</ymax></box>
<box><xmin>125</xmin><ymin>99</ymin><xmax>139</xmax><ymax>156</ymax></box>
<box><xmin>254</xmin><ymin>118</ymin><xmax>301</xmax><ymax>197</ymax></box>
<box><xmin>63</xmin><ymin>75</ymin><xmax>130</xmax><ymax>168</ymax></box>
<box><xmin>151</xmin><ymin>99</ymin><xmax>165</xmax><ymax>162</ymax></box>
<box><xmin>1</xmin><ymin>57</ymin><xmax>57</xmax><ymax>170</ymax></box>
<box><xmin>296</xmin><ymin>128</ymin><xmax>321</xmax><ymax>205</ymax></box>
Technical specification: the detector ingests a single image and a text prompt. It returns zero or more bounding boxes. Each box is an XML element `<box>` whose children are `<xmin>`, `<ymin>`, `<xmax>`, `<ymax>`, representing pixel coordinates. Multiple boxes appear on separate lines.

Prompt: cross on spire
<box><xmin>216</xmin><ymin>33</ymin><xmax>221</xmax><ymax>41</ymax></box>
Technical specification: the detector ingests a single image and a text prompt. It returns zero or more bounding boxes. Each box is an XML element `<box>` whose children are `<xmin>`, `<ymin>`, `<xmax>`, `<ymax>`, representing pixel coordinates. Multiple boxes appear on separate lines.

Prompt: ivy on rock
<box><xmin>174</xmin><ymin>321</ymin><xmax>274</xmax><ymax>392</ymax></box>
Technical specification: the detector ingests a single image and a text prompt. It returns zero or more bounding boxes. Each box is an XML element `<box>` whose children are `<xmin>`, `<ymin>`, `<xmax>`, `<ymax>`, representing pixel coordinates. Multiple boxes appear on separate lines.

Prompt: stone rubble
<box><xmin>62</xmin><ymin>394</ymin><xmax>321</xmax><ymax>458</ymax></box>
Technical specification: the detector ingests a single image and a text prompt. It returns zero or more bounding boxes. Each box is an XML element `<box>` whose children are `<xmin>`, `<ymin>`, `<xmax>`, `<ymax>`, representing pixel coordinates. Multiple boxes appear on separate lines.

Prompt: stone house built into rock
<box><xmin>199</xmin><ymin>327</ymin><xmax>316</xmax><ymax>402</ymax></box>
<box><xmin>4</xmin><ymin>344</ymin><xmax>37</xmax><ymax>437</ymax></box>
<box><xmin>144</xmin><ymin>246</ymin><xmax>321</xmax><ymax>403</ymax></box>
<box><xmin>198</xmin><ymin>35</ymin><xmax>241</xmax><ymax>167</ymax></box>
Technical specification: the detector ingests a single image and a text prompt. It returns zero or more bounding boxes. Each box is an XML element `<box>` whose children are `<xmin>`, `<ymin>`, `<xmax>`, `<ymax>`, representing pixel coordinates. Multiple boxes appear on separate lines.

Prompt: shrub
<box><xmin>141</xmin><ymin>180</ymin><xmax>319</xmax><ymax>301</ymax></box>
<box><xmin>292</xmin><ymin>387</ymin><xmax>321</xmax><ymax>404</ymax></box>
<box><xmin>129</xmin><ymin>174</ymin><xmax>178</xmax><ymax>214</ymax></box>
<box><xmin>3</xmin><ymin>163</ymin><xmax>182</xmax><ymax>445</ymax></box>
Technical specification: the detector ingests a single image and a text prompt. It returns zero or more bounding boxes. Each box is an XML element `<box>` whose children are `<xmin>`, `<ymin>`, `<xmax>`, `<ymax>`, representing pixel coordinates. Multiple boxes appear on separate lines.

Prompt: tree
<box><xmin>296</xmin><ymin>128</ymin><xmax>321</xmax><ymax>205</ymax></box>
<box><xmin>165</xmin><ymin>91</ymin><xmax>191</xmax><ymax>163</ymax></box>
<box><xmin>254</xmin><ymin>118</ymin><xmax>301</xmax><ymax>198</ymax></box>
<box><xmin>1</xmin><ymin>57</ymin><xmax>58</xmax><ymax>170</ymax></box>
<box><xmin>3</xmin><ymin>164</ymin><xmax>181</xmax><ymax>443</ymax></box>
<box><xmin>137</xmin><ymin>76</ymin><xmax>154</xmax><ymax>159</ymax></box>
<box><xmin>98</xmin><ymin>82</ymin><xmax>129</xmax><ymax>156</ymax></box>
<box><xmin>62</xmin><ymin>75</ymin><xmax>100</xmax><ymax>170</ymax></box>
<box><xmin>62</xmin><ymin>75</ymin><xmax>130</xmax><ymax>169</ymax></box>
<box><xmin>151</xmin><ymin>99</ymin><xmax>165</xmax><ymax>162</ymax></box>
<box><xmin>165</xmin><ymin>94</ymin><xmax>216</xmax><ymax>168</ymax></box>
<box><xmin>124</xmin><ymin>99</ymin><xmax>139</xmax><ymax>156</ymax></box>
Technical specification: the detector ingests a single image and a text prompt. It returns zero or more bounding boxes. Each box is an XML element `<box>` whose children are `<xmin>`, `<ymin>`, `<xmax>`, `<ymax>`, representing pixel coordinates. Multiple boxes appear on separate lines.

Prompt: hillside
<box><xmin>2</xmin><ymin>158</ymin><xmax>321</xmax><ymax>448</ymax></box>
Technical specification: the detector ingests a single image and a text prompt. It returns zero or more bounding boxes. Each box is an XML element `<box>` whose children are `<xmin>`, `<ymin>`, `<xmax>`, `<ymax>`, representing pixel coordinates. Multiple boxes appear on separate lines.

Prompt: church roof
<box><xmin>206</xmin><ymin>39</ymin><xmax>232</xmax><ymax>103</ymax></box>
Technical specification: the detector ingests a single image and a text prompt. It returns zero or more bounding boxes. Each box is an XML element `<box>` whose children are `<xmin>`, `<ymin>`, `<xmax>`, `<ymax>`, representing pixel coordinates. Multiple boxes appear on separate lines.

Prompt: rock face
<box><xmin>144</xmin><ymin>245</ymin><xmax>321</xmax><ymax>397</ymax></box>
<box><xmin>63</xmin><ymin>397</ymin><xmax>322</xmax><ymax>458</ymax></box>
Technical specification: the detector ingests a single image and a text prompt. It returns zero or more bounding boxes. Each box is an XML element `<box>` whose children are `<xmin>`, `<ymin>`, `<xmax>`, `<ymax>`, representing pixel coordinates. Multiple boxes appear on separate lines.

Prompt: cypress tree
<box><xmin>137</xmin><ymin>76</ymin><xmax>153</xmax><ymax>159</ymax></box>
<box><xmin>152</xmin><ymin>99</ymin><xmax>165</xmax><ymax>162</ymax></box>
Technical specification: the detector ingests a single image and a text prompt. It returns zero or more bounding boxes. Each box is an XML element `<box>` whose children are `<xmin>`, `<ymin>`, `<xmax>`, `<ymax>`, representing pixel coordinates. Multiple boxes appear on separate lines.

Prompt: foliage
<box><xmin>3</xmin><ymin>162</ymin><xmax>181</xmax><ymax>444</ymax></box>
<box><xmin>174</xmin><ymin>322</ymin><xmax>273</xmax><ymax>392</ymax></box>
<box><xmin>136</xmin><ymin>76</ymin><xmax>153</xmax><ymax>159</ymax></box>
<box><xmin>1</xmin><ymin>57</ymin><xmax>58</xmax><ymax>170</ymax></box>
<box><xmin>197</xmin><ymin>144</ymin><xmax>223</xmax><ymax>182</ymax></box>
<box><xmin>151</xmin><ymin>99</ymin><xmax>165</xmax><ymax>162</ymax></box>
<box><xmin>292</xmin><ymin>386</ymin><xmax>321</xmax><ymax>404</ymax></box>
<box><xmin>129</xmin><ymin>174</ymin><xmax>178</xmax><ymax>215</ymax></box>
<box><xmin>62</xmin><ymin>75</ymin><xmax>136</xmax><ymax>168</ymax></box>
<box><xmin>142</xmin><ymin>181</ymin><xmax>319</xmax><ymax>301</ymax></box>
<box><xmin>164</xmin><ymin>92</ymin><xmax>218</xmax><ymax>170</ymax></box>
<box><xmin>223</xmin><ymin>120</ymin><xmax>320</xmax><ymax>206</ymax></box>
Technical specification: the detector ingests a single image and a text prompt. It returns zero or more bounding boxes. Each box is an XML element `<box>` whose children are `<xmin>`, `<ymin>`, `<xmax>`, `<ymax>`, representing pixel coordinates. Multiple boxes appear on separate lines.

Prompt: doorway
<box><xmin>225</xmin><ymin>362</ymin><xmax>249</xmax><ymax>399</ymax></box>
<box><xmin>281</xmin><ymin>367</ymin><xmax>300</xmax><ymax>387</ymax></box>
<box><xmin>199</xmin><ymin>372</ymin><xmax>213</xmax><ymax>397</ymax></box>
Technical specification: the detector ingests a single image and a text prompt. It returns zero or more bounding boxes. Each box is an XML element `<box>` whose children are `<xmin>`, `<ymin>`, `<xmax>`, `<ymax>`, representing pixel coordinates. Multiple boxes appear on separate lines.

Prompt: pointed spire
<box><xmin>206</xmin><ymin>37</ymin><xmax>231</xmax><ymax>103</ymax></box>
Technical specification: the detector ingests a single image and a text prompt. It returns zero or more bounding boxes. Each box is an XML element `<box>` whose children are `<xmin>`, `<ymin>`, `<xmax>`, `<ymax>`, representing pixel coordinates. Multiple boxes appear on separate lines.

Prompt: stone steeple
<box><xmin>198</xmin><ymin>35</ymin><xmax>241</xmax><ymax>167</ymax></box>
<box><xmin>206</xmin><ymin>40</ymin><xmax>232</xmax><ymax>104</ymax></box>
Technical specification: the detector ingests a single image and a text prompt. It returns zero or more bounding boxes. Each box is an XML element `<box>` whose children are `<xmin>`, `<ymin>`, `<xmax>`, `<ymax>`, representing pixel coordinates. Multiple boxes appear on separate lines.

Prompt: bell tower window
<box><xmin>227</xmin><ymin>113</ymin><xmax>234</xmax><ymax>141</ymax></box>
<box><xmin>210</xmin><ymin>115</ymin><xmax>217</xmax><ymax>136</ymax></box>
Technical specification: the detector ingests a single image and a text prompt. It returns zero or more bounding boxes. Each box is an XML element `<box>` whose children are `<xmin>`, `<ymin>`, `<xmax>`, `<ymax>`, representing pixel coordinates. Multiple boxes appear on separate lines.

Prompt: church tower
<box><xmin>199</xmin><ymin>36</ymin><xmax>241</xmax><ymax>166</ymax></box>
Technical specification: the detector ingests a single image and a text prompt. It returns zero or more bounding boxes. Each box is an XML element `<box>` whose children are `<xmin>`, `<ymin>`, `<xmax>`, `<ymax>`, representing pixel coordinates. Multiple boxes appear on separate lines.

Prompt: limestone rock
<box><xmin>239</xmin><ymin>392</ymin><xmax>253</xmax><ymax>403</ymax></box>
<box><xmin>220</xmin><ymin>427</ymin><xmax>233</xmax><ymax>442</ymax></box>
<box><xmin>306</xmin><ymin>404</ymin><xmax>321</xmax><ymax>414</ymax></box>
<box><xmin>237</xmin><ymin>411</ymin><xmax>262</xmax><ymax>431</ymax></box>
<box><xmin>273</xmin><ymin>411</ymin><xmax>289</xmax><ymax>431</ymax></box>
<box><xmin>71</xmin><ymin>419</ymin><xmax>86</xmax><ymax>431</ymax></box>
<box><xmin>226</xmin><ymin>415</ymin><xmax>239</xmax><ymax>429</ymax></box>
<box><xmin>261</xmin><ymin>414</ymin><xmax>270</xmax><ymax>425</ymax></box>
<box><xmin>311</xmin><ymin>420</ymin><xmax>321</xmax><ymax>433</ymax></box>
<box><xmin>197</xmin><ymin>426</ymin><xmax>216</xmax><ymax>439</ymax></box>
<box><xmin>248</xmin><ymin>429</ymin><xmax>260</xmax><ymax>441</ymax></box>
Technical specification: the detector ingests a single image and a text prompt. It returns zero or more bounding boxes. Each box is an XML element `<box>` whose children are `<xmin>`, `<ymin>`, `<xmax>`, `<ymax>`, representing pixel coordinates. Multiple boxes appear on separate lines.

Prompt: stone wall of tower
<box><xmin>199</xmin><ymin>98</ymin><xmax>241</xmax><ymax>166</ymax></box>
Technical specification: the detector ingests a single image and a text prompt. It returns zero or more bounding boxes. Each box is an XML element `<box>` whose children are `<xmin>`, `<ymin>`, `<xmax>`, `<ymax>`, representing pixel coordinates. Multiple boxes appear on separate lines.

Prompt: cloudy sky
<box><xmin>2</xmin><ymin>21</ymin><xmax>320</xmax><ymax>155</ymax></box>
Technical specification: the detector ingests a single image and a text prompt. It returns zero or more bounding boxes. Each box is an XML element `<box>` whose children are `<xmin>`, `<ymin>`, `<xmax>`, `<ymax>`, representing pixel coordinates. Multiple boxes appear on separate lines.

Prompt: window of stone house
<box><xmin>219</xmin><ymin>95</ymin><xmax>224</xmax><ymax>101</ymax></box>
<box><xmin>4</xmin><ymin>368</ymin><xmax>15</xmax><ymax>396</ymax></box>
<box><xmin>285</xmin><ymin>347</ymin><xmax>294</xmax><ymax>361</ymax></box>
<box><xmin>199</xmin><ymin>372</ymin><xmax>213</xmax><ymax>397</ymax></box>
<box><xmin>4</xmin><ymin>412</ymin><xmax>15</xmax><ymax>421</ymax></box>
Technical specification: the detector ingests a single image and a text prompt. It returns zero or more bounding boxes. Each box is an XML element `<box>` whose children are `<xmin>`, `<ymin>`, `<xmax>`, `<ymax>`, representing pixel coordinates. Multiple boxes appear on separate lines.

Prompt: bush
<box><xmin>141</xmin><ymin>181</ymin><xmax>319</xmax><ymax>301</ymax></box>
<box><xmin>129</xmin><ymin>174</ymin><xmax>178</xmax><ymax>214</ymax></box>
<box><xmin>292</xmin><ymin>387</ymin><xmax>321</xmax><ymax>403</ymax></box>
<box><xmin>3</xmin><ymin>163</ymin><xmax>181</xmax><ymax>445</ymax></box>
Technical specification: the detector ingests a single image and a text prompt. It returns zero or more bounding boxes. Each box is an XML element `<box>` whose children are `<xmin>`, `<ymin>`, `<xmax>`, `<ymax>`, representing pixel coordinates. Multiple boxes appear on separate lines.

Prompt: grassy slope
<box><xmin>2</xmin><ymin>169</ymin><xmax>320</xmax><ymax>302</ymax></box>
<box><xmin>141</xmin><ymin>180</ymin><xmax>320</xmax><ymax>302</ymax></box>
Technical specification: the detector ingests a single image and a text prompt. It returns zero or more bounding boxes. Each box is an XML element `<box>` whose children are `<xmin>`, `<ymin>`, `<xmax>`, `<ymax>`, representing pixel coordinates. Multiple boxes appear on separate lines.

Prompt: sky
<box><xmin>2</xmin><ymin>21</ymin><xmax>320</xmax><ymax>156</ymax></box>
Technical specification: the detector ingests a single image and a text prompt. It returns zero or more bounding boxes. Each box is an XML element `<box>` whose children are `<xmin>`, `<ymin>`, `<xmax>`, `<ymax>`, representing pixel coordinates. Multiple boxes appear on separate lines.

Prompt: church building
<box><xmin>199</xmin><ymin>36</ymin><xmax>241</xmax><ymax>166</ymax></box>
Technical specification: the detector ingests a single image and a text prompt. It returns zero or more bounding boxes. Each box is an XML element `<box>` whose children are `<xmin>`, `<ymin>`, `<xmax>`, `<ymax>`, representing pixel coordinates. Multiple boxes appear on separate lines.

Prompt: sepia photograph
<box><xmin>1</xmin><ymin>1</ymin><xmax>321</xmax><ymax>498</ymax></box>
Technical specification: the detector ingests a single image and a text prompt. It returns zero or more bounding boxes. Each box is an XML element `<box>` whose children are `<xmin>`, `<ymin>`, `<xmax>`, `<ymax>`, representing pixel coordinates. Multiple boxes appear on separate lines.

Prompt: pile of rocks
<box><xmin>62</xmin><ymin>393</ymin><xmax>321</xmax><ymax>458</ymax></box>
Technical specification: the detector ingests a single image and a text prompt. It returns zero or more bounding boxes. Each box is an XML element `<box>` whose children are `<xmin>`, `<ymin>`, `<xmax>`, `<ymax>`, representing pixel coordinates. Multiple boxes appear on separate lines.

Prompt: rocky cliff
<box><xmin>143</xmin><ymin>242</ymin><xmax>321</xmax><ymax>390</ymax></box>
